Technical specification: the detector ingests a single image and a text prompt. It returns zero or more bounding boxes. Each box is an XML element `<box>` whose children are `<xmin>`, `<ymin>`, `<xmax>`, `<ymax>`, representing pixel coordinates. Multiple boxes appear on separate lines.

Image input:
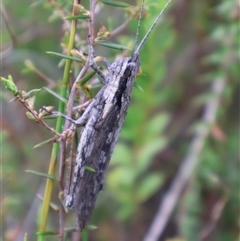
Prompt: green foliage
<box><xmin>25</xmin><ymin>170</ymin><xmax>56</xmax><ymax>180</ymax></box>
<box><xmin>97</xmin><ymin>41</ymin><xmax>132</xmax><ymax>50</ymax></box>
<box><xmin>1</xmin><ymin>0</ymin><xmax>238</xmax><ymax>240</ymax></box>
<box><xmin>100</xmin><ymin>0</ymin><xmax>131</xmax><ymax>8</ymax></box>
<box><xmin>1</xmin><ymin>75</ymin><xmax>18</xmax><ymax>95</ymax></box>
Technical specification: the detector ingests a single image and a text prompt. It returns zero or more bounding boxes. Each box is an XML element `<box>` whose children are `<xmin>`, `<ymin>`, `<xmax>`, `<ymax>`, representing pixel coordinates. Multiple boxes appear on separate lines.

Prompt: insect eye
<box><xmin>128</xmin><ymin>62</ymin><xmax>137</xmax><ymax>68</ymax></box>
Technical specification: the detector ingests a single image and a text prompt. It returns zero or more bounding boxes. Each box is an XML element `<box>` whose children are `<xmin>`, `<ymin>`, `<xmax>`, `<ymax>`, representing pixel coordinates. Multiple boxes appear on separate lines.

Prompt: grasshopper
<box><xmin>64</xmin><ymin>0</ymin><xmax>172</xmax><ymax>230</ymax></box>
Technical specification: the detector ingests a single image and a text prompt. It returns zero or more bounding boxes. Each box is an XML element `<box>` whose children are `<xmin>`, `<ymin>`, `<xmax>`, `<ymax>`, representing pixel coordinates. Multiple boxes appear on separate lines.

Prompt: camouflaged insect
<box><xmin>65</xmin><ymin>0</ymin><xmax>172</xmax><ymax>230</ymax></box>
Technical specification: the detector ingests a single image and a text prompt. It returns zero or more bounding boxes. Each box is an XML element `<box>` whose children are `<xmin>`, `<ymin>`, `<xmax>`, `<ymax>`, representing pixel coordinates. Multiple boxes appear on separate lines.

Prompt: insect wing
<box><xmin>74</xmin><ymin>103</ymin><xmax>128</xmax><ymax>230</ymax></box>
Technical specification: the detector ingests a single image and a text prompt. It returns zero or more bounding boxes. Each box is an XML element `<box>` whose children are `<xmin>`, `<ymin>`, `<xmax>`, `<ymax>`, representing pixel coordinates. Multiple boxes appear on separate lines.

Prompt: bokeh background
<box><xmin>1</xmin><ymin>0</ymin><xmax>239</xmax><ymax>241</ymax></box>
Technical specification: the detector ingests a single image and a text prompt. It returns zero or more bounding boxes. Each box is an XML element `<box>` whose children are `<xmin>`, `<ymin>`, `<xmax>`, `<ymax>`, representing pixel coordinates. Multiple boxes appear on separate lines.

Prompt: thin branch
<box><xmin>197</xmin><ymin>195</ymin><xmax>228</xmax><ymax>241</ymax></box>
<box><xmin>64</xmin><ymin>0</ymin><xmax>95</xmax><ymax>127</ymax></box>
<box><xmin>0</xmin><ymin>2</ymin><xmax>17</xmax><ymax>46</ymax></box>
<box><xmin>15</xmin><ymin>183</ymin><xmax>45</xmax><ymax>241</ymax></box>
<box><xmin>59</xmin><ymin>140</ymin><xmax>67</xmax><ymax>241</ymax></box>
<box><xmin>109</xmin><ymin>11</ymin><xmax>137</xmax><ymax>40</ymax></box>
<box><xmin>142</xmin><ymin>77</ymin><xmax>226</xmax><ymax>241</ymax></box>
<box><xmin>17</xmin><ymin>98</ymin><xmax>61</xmax><ymax>137</ymax></box>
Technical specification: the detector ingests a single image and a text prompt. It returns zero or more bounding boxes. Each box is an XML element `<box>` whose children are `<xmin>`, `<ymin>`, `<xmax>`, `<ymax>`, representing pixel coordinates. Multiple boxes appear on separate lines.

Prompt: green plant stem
<box><xmin>37</xmin><ymin>1</ymin><xmax>78</xmax><ymax>240</ymax></box>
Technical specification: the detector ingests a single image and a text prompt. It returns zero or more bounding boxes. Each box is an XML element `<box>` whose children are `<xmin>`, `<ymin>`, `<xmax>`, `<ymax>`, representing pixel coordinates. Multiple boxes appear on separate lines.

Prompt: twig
<box><xmin>15</xmin><ymin>183</ymin><xmax>45</xmax><ymax>241</ymax></box>
<box><xmin>58</xmin><ymin>139</ymin><xmax>67</xmax><ymax>241</ymax></box>
<box><xmin>64</xmin><ymin>0</ymin><xmax>94</xmax><ymax>128</ymax></box>
<box><xmin>0</xmin><ymin>2</ymin><xmax>17</xmax><ymax>46</ymax></box>
<box><xmin>17</xmin><ymin>98</ymin><xmax>61</xmax><ymax>137</ymax></box>
<box><xmin>26</xmin><ymin>64</ymin><xmax>57</xmax><ymax>88</ymax></box>
<box><xmin>197</xmin><ymin>195</ymin><xmax>228</xmax><ymax>241</ymax></box>
<box><xmin>142</xmin><ymin>77</ymin><xmax>226</xmax><ymax>241</ymax></box>
<box><xmin>109</xmin><ymin>13</ymin><xmax>136</xmax><ymax>39</ymax></box>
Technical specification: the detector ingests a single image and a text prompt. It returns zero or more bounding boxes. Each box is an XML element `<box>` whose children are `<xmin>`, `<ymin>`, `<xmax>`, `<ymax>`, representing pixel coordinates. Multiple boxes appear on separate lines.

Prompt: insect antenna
<box><xmin>133</xmin><ymin>0</ymin><xmax>146</xmax><ymax>53</ymax></box>
<box><xmin>135</xmin><ymin>0</ymin><xmax>172</xmax><ymax>54</ymax></box>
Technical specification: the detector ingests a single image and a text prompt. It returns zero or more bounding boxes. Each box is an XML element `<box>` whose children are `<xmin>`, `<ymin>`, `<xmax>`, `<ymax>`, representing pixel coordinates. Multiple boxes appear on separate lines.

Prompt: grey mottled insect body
<box><xmin>64</xmin><ymin>0</ymin><xmax>173</xmax><ymax>230</ymax></box>
<box><xmin>65</xmin><ymin>54</ymin><xmax>140</xmax><ymax>229</ymax></box>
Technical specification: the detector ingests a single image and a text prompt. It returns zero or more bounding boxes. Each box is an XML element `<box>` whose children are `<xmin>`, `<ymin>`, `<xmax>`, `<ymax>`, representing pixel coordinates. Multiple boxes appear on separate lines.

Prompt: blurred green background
<box><xmin>1</xmin><ymin>0</ymin><xmax>239</xmax><ymax>241</ymax></box>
